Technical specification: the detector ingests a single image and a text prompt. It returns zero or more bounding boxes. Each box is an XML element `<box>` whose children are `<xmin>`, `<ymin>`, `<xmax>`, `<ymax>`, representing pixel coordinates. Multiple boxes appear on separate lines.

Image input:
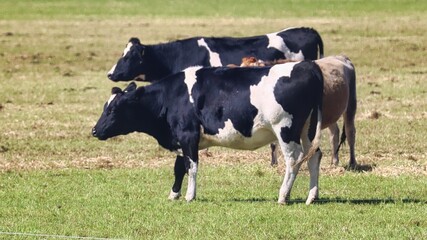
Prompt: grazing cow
<box><xmin>93</xmin><ymin>61</ymin><xmax>324</xmax><ymax>204</ymax></box>
<box><xmin>238</xmin><ymin>55</ymin><xmax>357</xmax><ymax>168</ymax></box>
<box><xmin>107</xmin><ymin>27</ymin><xmax>324</xmax><ymax>82</ymax></box>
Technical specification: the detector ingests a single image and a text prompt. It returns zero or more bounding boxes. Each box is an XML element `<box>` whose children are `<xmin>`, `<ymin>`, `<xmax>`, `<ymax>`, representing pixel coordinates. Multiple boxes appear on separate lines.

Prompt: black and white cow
<box><xmin>107</xmin><ymin>27</ymin><xmax>324</xmax><ymax>82</ymax></box>
<box><xmin>93</xmin><ymin>61</ymin><xmax>324</xmax><ymax>204</ymax></box>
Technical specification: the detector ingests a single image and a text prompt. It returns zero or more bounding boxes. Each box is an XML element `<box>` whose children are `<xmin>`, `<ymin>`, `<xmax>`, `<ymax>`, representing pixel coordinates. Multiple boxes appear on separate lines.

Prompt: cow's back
<box><xmin>203</xmin><ymin>36</ymin><xmax>284</xmax><ymax>65</ymax></box>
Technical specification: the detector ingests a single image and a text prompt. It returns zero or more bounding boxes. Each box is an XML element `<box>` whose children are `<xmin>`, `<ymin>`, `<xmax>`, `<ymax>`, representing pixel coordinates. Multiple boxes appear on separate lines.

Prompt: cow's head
<box><xmin>107</xmin><ymin>38</ymin><xmax>146</xmax><ymax>82</ymax></box>
<box><xmin>92</xmin><ymin>82</ymin><xmax>143</xmax><ymax>140</ymax></box>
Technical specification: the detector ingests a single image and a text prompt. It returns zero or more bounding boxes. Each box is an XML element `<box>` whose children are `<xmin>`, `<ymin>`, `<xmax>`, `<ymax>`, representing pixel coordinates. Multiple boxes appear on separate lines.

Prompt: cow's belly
<box><xmin>199</xmin><ymin>120</ymin><xmax>276</xmax><ymax>150</ymax></box>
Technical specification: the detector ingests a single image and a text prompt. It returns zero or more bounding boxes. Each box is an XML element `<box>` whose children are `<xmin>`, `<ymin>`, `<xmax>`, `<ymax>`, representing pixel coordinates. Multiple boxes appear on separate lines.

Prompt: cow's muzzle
<box><xmin>107</xmin><ymin>73</ymin><xmax>119</xmax><ymax>82</ymax></box>
<box><xmin>92</xmin><ymin>127</ymin><xmax>98</xmax><ymax>137</ymax></box>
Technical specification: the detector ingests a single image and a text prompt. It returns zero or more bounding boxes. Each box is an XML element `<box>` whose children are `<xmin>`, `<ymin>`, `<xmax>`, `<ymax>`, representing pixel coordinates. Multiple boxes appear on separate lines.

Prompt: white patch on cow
<box><xmin>217</xmin><ymin>119</ymin><xmax>238</xmax><ymax>139</ymax></box>
<box><xmin>122</xmin><ymin>42</ymin><xmax>133</xmax><ymax>57</ymax></box>
<box><xmin>183</xmin><ymin>66</ymin><xmax>202</xmax><ymax>104</ymax></box>
<box><xmin>185</xmin><ymin>158</ymin><xmax>198</xmax><ymax>202</ymax></box>
<box><xmin>282</xmin><ymin>141</ymin><xmax>303</xmax><ymax>166</ymax></box>
<box><xmin>107</xmin><ymin>64</ymin><xmax>116</xmax><ymax>76</ymax></box>
<box><xmin>278</xmin><ymin>140</ymin><xmax>303</xmax><ymax>203</ymax></box>
<box><xmin>266</xmin><ymin>31</ymin><xmax>305</xmax><ymax>60</ymax></box>
<box><xmin>250</xmin><ymin>62</ymin><xmax>298</xmax><ymax>129</ymax></box>
<box><xmin>197</xmin><ymin>38</ymin><xmax>222</xmax><ymax>67</ymax></box>
<box><xmin>107</xmin><ymin>94</ymin><xmax>117</xmax><ymax>107</ymax></box>
<box><xmin>306</xmin><ymin>150</ymin><xmax>321</xmax><ymax>205</ymax></box>
<box><xmin>199</xmin><ymin>119</ymin><xmax>276</xmax><ymax>150</ymax></box>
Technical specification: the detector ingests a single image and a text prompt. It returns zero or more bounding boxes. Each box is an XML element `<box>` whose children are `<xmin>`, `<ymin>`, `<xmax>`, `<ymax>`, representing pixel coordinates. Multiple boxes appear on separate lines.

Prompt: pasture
<box><xmin>0</xmin><ymin>0</ymin><xmax>426</xmax><ymax>239</ymax></box>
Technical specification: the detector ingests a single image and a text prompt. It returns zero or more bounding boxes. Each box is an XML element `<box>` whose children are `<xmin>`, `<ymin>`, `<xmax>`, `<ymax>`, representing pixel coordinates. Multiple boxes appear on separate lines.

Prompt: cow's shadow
<box><xmin>344</xmin><ymin>163</ymin><xmax>375</xmax><ymax>172</ymax></box>
<box><xmin>226</xmin><ymin>197</ymin><xmax>426</xmax><ymax>205</ymax></box>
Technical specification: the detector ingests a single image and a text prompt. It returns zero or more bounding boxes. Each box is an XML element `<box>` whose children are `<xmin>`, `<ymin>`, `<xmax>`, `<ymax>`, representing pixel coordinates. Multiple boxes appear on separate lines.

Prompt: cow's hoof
<box><xmin>278</xmin><ymin>196</ymin><xmax>289</xmax><ymax>205</ymax></box>
<box><xmin>185</xmin><ymin>195</ymin><xmax>196</xmax><ymax>202</ymax></box>
<box><xmin>305</xmin><ymin>195</ymin><xmax>318</xmax><ymax>205</ymax></box>
<box><xmin>168</xmin><ymin>191</ymin><xmax>181</xmax><ymax>200</ymax></box>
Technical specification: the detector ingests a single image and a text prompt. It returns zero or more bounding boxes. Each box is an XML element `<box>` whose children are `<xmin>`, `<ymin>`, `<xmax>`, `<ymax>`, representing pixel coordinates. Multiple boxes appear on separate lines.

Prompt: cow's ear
<box><xmin>129</xmin><ymin>37</ymin><xmax>141</xmax><ymax>45</ymax></box>
<box><xmin>111</xmin><ymin>87</ymin><xmax>123</xmax><ymax>94</ymax></box>
<box><xmin>124</xmin><ymin>82</ymin><xmax>137</xmax><ymax>92</ymax></box>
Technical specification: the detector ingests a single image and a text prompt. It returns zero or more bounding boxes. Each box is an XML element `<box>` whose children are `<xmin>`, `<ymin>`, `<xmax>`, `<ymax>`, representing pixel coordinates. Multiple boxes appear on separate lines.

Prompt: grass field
<box><xmin>0</xmin><ymin>0</ymin><xmax>426</xmax><ymax>239</ymax></box>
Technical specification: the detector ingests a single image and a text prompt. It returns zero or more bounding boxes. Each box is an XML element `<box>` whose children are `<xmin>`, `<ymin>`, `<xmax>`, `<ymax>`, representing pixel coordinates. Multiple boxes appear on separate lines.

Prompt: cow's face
<box><xmin>92</xmin><ymin>82</ymin><xmax>141</xmax><ymax>140</ymax></box>
<box><xmin>107</xmin><ymin>38</ymin><xmax>146</xmax><ymax>82</ymax></box>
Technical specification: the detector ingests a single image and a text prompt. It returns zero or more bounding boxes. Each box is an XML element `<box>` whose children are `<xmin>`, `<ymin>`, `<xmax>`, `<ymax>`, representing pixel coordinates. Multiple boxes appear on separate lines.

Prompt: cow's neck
<box><xmin>135</xmin><ymin>87</ymin><xmax>178</xmax><ymax>151</ymax></box>
<box><xmin>144</xmin><ymin>40</ymin><xmax>196</xmax><ymax>81</ymax></box>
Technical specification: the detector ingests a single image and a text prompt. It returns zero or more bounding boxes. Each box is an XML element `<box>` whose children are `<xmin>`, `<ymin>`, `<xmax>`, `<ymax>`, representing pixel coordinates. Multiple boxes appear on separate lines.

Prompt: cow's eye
<box><xmin>107</xmin><ymin>109</ymin><xmax>113</xmax><ymax>115</ymax></box>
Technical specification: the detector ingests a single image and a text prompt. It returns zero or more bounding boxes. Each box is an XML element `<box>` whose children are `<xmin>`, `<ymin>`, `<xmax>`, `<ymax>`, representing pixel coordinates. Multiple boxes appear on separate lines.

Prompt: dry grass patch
<box><xmin>1</xmin><ymin>15</ymin><xmax>426</xmax><ymax>178</ymax></box>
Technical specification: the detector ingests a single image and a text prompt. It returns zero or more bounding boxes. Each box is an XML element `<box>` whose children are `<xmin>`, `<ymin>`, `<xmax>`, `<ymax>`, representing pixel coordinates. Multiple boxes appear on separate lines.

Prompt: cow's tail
<box><xmin>299</xmin><ymin>106</ymin><xmax>322</xmax><ymax>165</ymax></box>
<box><xmin>336</xmin><ymin>123</ymin><xmax>347</xmax><ymax>154</ymax></box>
<box><xmin>314</xmin><ymin>29</ymin><xmax>324</xmax><ymax>59</ymax></box>
<box><xmin>297</xmin><ymin>64</ymin><xmax>323</xmax><ymax>165</ymax></box>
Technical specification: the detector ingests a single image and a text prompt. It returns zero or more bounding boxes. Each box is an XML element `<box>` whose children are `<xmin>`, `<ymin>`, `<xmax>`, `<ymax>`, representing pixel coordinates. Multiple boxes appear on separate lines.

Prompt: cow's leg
<box><xmin>345</xmin><ymin>67</ymin><xmax>357</xmax><ymax>169</ymax></box>
<box><xmin>169</xmin><ymin>155</ymin><xmax>185</xmax><ymax>200</ymax></box>
<box><xmin>306</xmin><ymin>149</ymin><xmax>322</xmax><ymax>205</ymax></box>
<box><xmin>180</xmin><ymin>133</ymin><xmax>200</xmax><ymax>202</ymax></box>
<box><xmin>277</xmin><ymin>141</ymin><xmax>303</xmax><ymax>204</ymax></box>
<box><xmin>328</xmin><ymin>123</ymin><xmax>340</xmax><ymax>166</ymax></box>
<box><xmin>344</xmin><ymin>114</ymin><xmax>357</xmax><ymax>168</ymax></box>
<box><xmin>293</xmin><ymin>117</ymin><xmax>323</xmax><ymax>205</ymax></box>
<box><xmin>270</xmin><ymin>143</ymin><xmax>278</xmax><ymax>166</ymax></box>
<box><xmin>274</xmin><ymin>120</ymin><xmax>306</xmax><ymax>204</ymax></box>
<box><xmin>184</xmin><ymin>155</ymin><xmax>198</xmax><ymax>202</ymax></box>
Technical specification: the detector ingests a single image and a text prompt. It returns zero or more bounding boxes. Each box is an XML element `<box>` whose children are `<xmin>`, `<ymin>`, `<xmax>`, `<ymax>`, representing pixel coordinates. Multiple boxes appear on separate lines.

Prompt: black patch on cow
<box><xmin>274</xmin><ymin>62</ymin><xmax>321</xmax><ymax>144</ymax></box>
<box><xmin>277</xmin><ymin>27</ymin><xmax>323</xmax><ymax>60</ymax></box>
<box><xmin>191</xmin><ymin>67</ymin><xmax>269</xmax><ymax>137</ymax></box>
<box><xmin>172</xmin><ymin>155</ymin><xmax>186</xmax><ymax>193</ymax></box>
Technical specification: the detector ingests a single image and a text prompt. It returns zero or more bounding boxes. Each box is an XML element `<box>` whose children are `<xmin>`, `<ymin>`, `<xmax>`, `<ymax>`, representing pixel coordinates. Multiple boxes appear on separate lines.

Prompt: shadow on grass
<box><xmin>344</xmin><ymin>163</ymin><xmax>375</xmax><ymax>172</ymax></box>
<box><xmin>227</xmin><ymin>197</ymin><xmax>426</xmax><ymax>205</ymax></box>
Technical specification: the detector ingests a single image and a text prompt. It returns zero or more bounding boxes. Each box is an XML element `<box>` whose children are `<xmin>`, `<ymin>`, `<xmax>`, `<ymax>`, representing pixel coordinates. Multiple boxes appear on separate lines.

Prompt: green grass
<box><xmin>0</xmin><ymin>168</ymin><xmax>426</xmax><ymax>239</ymax></box>
<box><xmin>0</xmin><ymin>0</ymin><xmax>426</xmax><ymax>239</ymax></box>
<box><xmin>1</xmin><ymin>0</ymin><xmax>425</xmax><ymax>20</ymax></box>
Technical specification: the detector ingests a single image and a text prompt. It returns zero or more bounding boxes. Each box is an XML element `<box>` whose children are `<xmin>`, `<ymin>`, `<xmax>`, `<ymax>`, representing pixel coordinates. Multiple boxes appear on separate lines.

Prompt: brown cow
<box><xmin>239</xmin><ymin>55</ymin><xmax>357</xmax><ymax>168</ymax></box>
<box><xmin>315</xmin><ymin>55</ymin><xmax>357</xmax><ymax>168</ymax></box>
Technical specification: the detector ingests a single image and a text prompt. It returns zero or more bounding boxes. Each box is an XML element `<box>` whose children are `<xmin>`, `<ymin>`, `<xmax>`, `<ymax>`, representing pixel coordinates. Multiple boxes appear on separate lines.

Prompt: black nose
<box><xmin>107</xmin><ymin>73</ymin><xmax>112</xmax><ymax>79</ymax></box>
<box><xmin>92</xmin><ymin>127</ymin><xmax>97</xmax><ymax>137</ymax></box>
